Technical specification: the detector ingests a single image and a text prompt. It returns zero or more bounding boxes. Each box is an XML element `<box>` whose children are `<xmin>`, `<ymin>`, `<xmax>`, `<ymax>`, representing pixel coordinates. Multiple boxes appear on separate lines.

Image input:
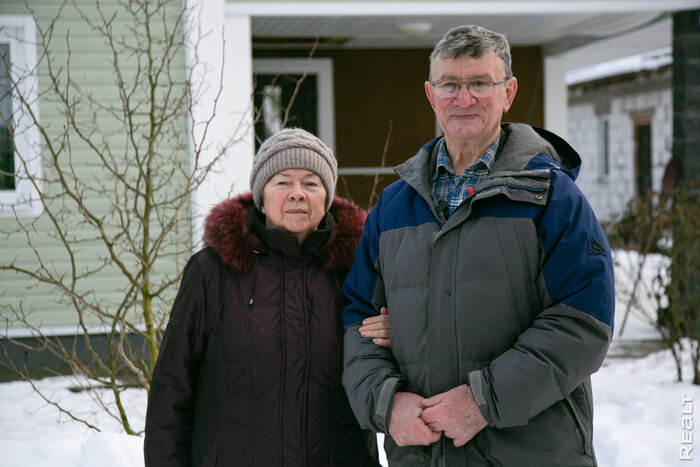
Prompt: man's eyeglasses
<box><xmin>430</xmin><ymin>77</ymin><xmax>510</xmax><ymax>99</ymax></box>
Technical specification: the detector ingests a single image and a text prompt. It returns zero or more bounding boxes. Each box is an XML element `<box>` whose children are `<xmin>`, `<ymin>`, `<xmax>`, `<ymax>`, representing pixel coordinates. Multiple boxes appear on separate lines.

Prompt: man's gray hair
<box><xmin>429</xmin><ymin>25</ymin><xmax>512</xmax><ymax>81</ymax></box>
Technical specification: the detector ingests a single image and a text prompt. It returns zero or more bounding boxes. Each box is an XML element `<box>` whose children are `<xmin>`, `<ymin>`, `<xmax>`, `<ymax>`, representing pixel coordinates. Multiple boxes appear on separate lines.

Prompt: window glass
<box><xmin>0</xmin><ymin>43</ymin><xmax>14</xmax><ymax>190</ymax></box>
<box><xmin>253</xmin><ymin>73</ymin><xmax>318</xmax><ymax>151</ymax></box>
<box><xmin>0</xmin><ymin>17</ymin><xmax>41</xmax><ymax>217</ymax></box>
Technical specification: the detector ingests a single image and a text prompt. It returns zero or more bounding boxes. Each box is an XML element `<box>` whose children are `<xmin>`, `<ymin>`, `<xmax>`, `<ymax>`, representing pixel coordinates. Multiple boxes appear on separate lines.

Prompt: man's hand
<box><xmin>387</xmin><ymin>392</ymin><xmax>442</xmax><ymax>446</ymax></box>
<box><xmin>359</xmin><ymin>307</ymin><xmax>390</xmax><ymax>348</ymax></box>
<box><xmin>421</xmin><ymin>385</ymin><xmax>488</xmax><ymax>447</ymax></box>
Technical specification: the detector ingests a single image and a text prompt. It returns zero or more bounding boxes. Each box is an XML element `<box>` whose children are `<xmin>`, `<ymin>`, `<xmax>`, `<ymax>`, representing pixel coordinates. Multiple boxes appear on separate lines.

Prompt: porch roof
<box><xmin>230</xmin><ymin>0</ymin><xmax>698</xmax><ymax>57</ymax></box>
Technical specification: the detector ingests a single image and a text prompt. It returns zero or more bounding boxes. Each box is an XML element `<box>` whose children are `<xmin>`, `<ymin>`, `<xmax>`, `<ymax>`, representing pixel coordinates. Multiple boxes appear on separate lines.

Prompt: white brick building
<box><xmin>566</xmin><ymin>50</ymin><xmax>673</xmax><ymax>223</ymax></box>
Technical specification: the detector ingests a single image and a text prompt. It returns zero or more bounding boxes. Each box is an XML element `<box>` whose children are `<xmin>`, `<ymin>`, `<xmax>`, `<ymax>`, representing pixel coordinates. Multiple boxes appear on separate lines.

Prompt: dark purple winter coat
<box><xmin>144</xmin><ymin>193</ymin><xmax>377</xmax><ymax>466</ymax></box>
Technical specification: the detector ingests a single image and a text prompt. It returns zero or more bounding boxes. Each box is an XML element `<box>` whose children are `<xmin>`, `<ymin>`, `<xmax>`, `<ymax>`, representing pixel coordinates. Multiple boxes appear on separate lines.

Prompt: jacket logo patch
<box><xmin>586</xmin><ymin>238</ymin><xmax>607</xmax><ymax>256</ymax></box>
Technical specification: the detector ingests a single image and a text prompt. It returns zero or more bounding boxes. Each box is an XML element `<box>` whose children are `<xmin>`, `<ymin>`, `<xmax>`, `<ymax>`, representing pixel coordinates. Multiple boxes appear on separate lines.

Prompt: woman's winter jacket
<box><xmin>144</xmin><ymin>193</ymin><xmax>377</xmax><ymax>466</ymax></box>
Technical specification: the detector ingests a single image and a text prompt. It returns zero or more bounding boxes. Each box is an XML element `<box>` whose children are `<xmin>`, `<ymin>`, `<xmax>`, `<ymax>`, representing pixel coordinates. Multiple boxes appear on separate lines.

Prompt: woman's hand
<box><xmin>359</xmin><ymin>307</ymin><xmax>390</xmax><ymax>348</ymax></box>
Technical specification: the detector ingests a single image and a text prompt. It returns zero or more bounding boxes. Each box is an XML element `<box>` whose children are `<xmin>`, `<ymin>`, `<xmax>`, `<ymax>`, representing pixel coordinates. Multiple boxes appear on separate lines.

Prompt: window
<box><xmin>0</xmin><ymin>16</ymin><xmax>41</xmax><ymax>217</ymax></box>
<box><xmin>599</xmin><ymin>117</ymin><xmax>610</xmax><ymax>180</ymax></box>
<box><xmin>253</xmin><ymin>58</ymin><xmax>334</xmax><ymax>151</ymax></box>
<box><xmin>254</xmin><ymin>73</ymin><xmax>319</xmax><ymax>149</ymax></box>
<box><xmin>1</xmin><ymin>43</ymin><xmax>14</xmax><ymax>190</ymax></box>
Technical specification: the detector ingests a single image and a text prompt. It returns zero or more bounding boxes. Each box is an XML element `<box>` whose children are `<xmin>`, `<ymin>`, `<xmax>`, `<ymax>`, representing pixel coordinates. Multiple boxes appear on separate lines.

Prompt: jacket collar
<box><xmin>203</xmin><ymin>193</ymin><xmax>366</xmax><ymax>272</ymax></box>
<box><xmin>395</xmin><ymin>123</ymin><xmax>582</xmax><ymax>197</ymax></box>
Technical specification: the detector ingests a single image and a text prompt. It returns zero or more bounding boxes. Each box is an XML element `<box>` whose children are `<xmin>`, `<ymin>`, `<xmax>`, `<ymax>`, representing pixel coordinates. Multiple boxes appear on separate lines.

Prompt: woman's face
<box><xmin>261</xmin><ymin>168</ymin><xmax>327</xmax><ymax>243</ymax></box>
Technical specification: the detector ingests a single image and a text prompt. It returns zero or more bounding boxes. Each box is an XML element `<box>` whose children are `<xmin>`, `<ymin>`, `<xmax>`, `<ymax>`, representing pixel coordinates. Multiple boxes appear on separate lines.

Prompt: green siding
<box><xmin>0</xmin><ymin>0</ymin><xmax>192</xmax><ymax>332</ymax></box>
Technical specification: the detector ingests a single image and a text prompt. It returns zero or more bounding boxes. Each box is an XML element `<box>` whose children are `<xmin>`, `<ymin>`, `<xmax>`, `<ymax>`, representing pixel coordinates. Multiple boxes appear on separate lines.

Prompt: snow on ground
<box><xmin>0</xmin><ymin>377</ymin><xmax>146</xmax><ymax>467</ymax></box>
<box><xmin>1</xmin><ymin>250</ymin><xmax>699</xmax><ymax>466</ymax></box>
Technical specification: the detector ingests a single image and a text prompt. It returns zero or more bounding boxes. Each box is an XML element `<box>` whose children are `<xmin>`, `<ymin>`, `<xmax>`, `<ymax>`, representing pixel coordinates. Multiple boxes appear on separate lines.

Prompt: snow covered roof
<box><xmin>566</xmin><ymin>47</ymin><xmax>672</xmax><ymax>85</ymax></box>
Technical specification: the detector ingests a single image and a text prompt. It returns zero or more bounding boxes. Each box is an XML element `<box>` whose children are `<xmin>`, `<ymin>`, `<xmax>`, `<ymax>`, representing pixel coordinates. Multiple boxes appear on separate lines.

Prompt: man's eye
<box><xmin>439</xmin><ymin>82</ymin><xmax>459</xmax><ymax>92</ymax></box>
<box><xmin>470</xmin><ymin>80</ymin><xmax>489</xmax><ymax>89</ymax></box>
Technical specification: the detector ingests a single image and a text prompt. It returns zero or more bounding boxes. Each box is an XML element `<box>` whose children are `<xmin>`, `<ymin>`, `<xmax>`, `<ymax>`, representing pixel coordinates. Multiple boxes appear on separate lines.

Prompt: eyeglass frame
<box><xmin>429</xmin><ymin>76</ymin><xmax>512</xmax><ymax>99</ymax></box>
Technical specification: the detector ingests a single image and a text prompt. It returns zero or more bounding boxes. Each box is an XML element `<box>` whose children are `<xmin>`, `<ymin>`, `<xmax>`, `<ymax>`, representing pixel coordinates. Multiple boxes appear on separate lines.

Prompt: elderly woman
<box><xmin>144</xmin><ymin>128</ymin><xmax>387</xmax><ymax>466</ymax></box>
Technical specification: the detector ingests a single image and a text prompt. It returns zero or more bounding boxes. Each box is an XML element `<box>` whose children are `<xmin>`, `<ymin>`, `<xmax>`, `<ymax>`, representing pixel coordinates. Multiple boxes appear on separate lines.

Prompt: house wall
<box><xmin>0</xmin><ymin>0</ymin><xmax>191</xmax><ymax>333</ymax></box>
<box><xmin>568</xmin><ymin>71</ymin><xmax>672</xmax><ymax>223</ymax></box>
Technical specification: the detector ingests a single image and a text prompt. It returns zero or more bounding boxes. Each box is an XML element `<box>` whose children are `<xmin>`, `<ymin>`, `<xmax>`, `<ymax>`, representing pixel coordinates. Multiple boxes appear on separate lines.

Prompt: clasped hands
<box><xmin>387</xmin><ymin>385</ymin><xmax>488</xmax><ymax>447</ymax></box>
<box><xmin>359</xmin><ymin>309</ymin><xmax>487</xmax><ymax>447</ymax></box>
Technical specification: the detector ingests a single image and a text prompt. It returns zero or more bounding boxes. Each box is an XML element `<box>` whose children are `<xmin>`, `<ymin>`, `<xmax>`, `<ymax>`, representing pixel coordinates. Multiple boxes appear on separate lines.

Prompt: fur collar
<box><xmin>203</xmin><ymin>193</ymin><xmax>366</xmax><ymax>272</ymax></box>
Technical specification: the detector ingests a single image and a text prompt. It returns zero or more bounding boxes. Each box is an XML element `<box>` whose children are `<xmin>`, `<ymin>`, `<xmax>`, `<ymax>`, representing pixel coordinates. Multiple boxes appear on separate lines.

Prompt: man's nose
<box><xmin>454</xmin><ymin>84</ymin><xmax>476</xmax><ymax>106</ymax></box>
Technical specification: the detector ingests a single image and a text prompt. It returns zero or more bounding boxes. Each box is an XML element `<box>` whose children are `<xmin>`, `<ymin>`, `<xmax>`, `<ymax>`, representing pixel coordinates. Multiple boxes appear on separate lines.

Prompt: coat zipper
<box><xmin>278</xmin><ymin>254</ymin><xmax>286</xmax><ymax>467</ymax></box>
<box><xmin>301</xmin><ymin>255</ymin><xmax>309</xmax><ymax>466</ymax></box>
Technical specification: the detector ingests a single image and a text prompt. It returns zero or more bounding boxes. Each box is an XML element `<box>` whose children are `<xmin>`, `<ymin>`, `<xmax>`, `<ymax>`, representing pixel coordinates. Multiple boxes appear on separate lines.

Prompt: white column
<box><xmin>222</xmin><ymin>14</ymin><xmax>254</xmax><ymax>195</ymax></box>
<box><xmin>543</xmin><ymin>54</ymin><xmax>568</xmax><ymax>138</ymax></box>
<box><xmin>185</xmin><ymin>0</ymin><xmax>254</xmax><ymax>246</ymax></box>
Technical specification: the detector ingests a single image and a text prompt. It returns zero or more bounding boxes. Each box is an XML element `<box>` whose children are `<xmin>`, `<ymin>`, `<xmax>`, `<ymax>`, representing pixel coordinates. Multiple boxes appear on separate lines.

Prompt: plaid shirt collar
<box><xmin>433</xmin><ymin>136</ymin><xmax>499</xmax><ymax>181</ymax></box>
<box><xmin>431</xmin><ymin>135</ymin><xmax>500</xmax><ymax>218</ymax></box>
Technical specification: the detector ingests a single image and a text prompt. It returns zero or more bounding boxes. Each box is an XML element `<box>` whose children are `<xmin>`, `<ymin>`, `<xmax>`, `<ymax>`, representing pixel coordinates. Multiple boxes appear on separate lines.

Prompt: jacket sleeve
<box><xmin>144</xmin><ymin>253</ymin><xmax>209</xmax><ymax>466</ymax></box>
<box><xmin>342</xmin><ymin>196</ymin><xmax>406</xmax><ymax>433</ymax></box>
<box><xmin>469</xmin><ymin>169</ymin><xmax>615</xmax><ymax>428</ymax></box>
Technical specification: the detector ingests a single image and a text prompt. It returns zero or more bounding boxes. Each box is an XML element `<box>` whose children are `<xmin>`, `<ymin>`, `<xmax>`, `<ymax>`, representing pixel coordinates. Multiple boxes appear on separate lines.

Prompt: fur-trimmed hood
<box><xmin>203</xmin><ymin>193</ymin><xmax>366</xmax><ymax>272</ymax></box>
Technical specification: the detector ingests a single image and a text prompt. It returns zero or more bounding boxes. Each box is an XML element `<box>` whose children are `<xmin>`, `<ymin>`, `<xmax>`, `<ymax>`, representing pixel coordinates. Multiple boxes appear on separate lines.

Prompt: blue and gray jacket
<box><xmin>342</xmin><ymin>123</ymin><xmax>614</xmax><ymax>466</ymax></box>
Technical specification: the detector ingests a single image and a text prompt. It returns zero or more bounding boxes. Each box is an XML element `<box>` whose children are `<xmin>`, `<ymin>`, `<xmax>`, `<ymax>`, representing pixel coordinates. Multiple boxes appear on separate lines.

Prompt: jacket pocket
<box><xmin>482</xmin><ymin>397</ymin><xmax>595</xmax><ymax>466</ymax></box>
<box><xmin>563</xmin><ymin>384</ymin><xmax>594</xmax><ymax>458</ymax></box>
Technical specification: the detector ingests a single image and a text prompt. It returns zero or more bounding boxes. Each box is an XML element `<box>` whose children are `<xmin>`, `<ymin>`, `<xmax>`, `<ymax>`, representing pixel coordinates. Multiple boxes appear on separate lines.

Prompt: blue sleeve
<box><xmin>342</xmin><ymin>193</ymin><xmax>383</xmax><ymax>327</ymax></box>
<box><xmin>341</xmin><ymin>192</ymin><xmax>406</xmax><ymax>432</ymax></box>
<box><xmin>538</xmin><ymin>169</ymin><xmax>615</xmax><ymax>329</ymax></box>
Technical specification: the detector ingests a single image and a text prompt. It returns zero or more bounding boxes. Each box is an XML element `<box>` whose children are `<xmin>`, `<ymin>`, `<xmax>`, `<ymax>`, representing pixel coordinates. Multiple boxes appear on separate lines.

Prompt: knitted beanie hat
<box><xmin>250</xmin><ymin>128</ymin><xmax>337</xmax><ymax>210</ymax></box>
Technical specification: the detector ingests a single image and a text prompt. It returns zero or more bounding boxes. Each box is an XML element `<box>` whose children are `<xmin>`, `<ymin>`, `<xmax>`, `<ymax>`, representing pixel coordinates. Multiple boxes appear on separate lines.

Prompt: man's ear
<box><xmin>503</xmin><ymin>77</ymin><xmax>518</xmax><ymax>113</ymax></box>
<box><xmin>425</xmin><ymin>80</ymin><xmax>437</xmax><ymax>113</ymax></box>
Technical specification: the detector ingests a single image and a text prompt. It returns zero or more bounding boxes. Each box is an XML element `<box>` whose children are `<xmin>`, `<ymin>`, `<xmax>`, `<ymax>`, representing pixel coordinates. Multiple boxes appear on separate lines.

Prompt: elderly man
<box><xmin>342</xmin><ymin>25</ymin><xmax>614</xmax><ymax>466</ymax></box>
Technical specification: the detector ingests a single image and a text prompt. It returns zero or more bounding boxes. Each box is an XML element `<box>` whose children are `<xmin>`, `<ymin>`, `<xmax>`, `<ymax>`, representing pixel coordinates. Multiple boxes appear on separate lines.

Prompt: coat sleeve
<box><xmin>468</xmin><ymin>169</ymin><xmax>615</xmax><ymax>428</ymax></box>
<box><xmin>144</xmin><ymin>253</ymin><xmax>209</xmax><ymax>466</ymax></box>
<box><xmin>342</xmin><ymin>195</ymin><xmax>406</xmax><ymax>433</ymax></box>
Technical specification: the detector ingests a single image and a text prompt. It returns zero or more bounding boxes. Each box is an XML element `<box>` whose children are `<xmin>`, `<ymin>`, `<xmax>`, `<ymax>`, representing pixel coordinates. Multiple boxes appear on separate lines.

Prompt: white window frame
<box><xmin>0</xmin><ymin>15</ymin><xmax>41</xmax><ymax>218</ymax></box>
<box><xmin>253</xmin><ymin>58</ymin><xmax>335</xmax><ymax>152</ymax></box>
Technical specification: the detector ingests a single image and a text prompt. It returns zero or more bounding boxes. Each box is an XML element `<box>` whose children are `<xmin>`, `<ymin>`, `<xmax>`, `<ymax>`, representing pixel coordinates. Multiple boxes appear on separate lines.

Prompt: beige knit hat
<box><xmin>250</xmin><ymin>128</ymin><xmax>337</xmax><ymax>210</ymax></box>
